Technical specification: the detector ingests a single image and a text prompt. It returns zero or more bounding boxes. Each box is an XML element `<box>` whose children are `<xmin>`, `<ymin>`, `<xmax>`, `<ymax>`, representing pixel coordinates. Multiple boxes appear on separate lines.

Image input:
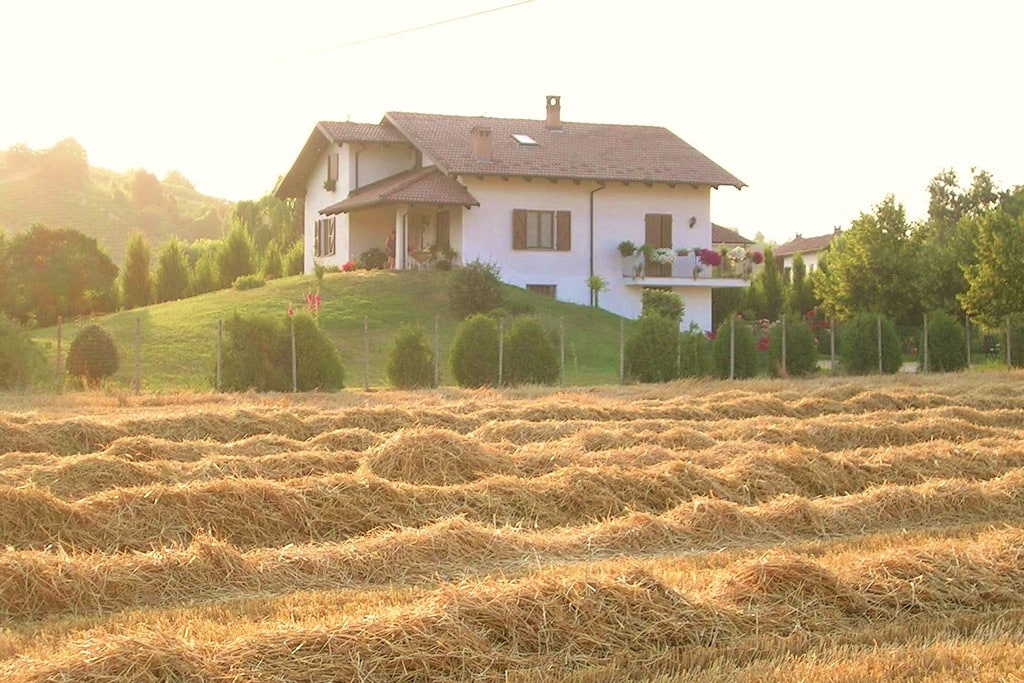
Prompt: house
<box><xmin>275</xmin><ymin>96</ymin><xmax>746</xmax><ymax>331</ymax></box>
<box><xmin>774</xmin><ymin>228</ymin><xmax>842</xmax><ymax>280</ymax></box>
<box><xmin>712</xmin><ymin>223</ymin><xmax>755</xmax><ymax>250</ymax></box>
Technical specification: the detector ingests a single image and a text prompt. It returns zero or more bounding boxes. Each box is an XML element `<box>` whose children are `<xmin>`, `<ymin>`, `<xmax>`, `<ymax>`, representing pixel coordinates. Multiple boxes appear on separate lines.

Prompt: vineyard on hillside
<box><xmin>2</xmin><ymin>375</ymin><xmax>1024</xmax><ymax>680</ymax></box>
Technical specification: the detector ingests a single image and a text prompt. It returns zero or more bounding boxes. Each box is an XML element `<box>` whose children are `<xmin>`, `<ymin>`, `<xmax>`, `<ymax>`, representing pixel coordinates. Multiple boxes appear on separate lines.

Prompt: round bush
<box><xmin>839</xmin><ymin>313</ymin><xmax>902</xmax><ymax>375</ymax></box>
<box><xmin>626</xmin><ymin>313</ymin><xmax>679</xmax><ymax>383</ymax></box>
<box><xmin>291</xmin><ymin>314</ymin><xmax>345</xmax><ymax>391</ymax></box>
<box><xmin>386</xmin><ymin>324</ymin><xmax>435</xmax><ymax>389</ymax></box>
<box><xmin>450</xmin><ymin>314</ymin><xmax>499</xmax><ymax>387</ymax></box>
<box><xmin>219</xmin><ymin>315</ymin><xmax>289</xmax><ymax>391</ymax></box>
<box><xmin>923</xmin><ymin>311</ymin><xmax>967</xmax><ymax>372</ymax></box>
<box><xmin>712</xmin><ymin>318</ymin><xmax>758</xmax><ymax>379</ymax></box>
<box><xmin>641</xmin><ymin>288</ymin><xmax>684</xmax><ymax>323</ymax></box>
<box><xmin>503</xmin><ymin>317</ymin><xmax>558</xmax><ymax>386</ymax></box>
<box><xmin>678</xmin><ymin>326</ymin><xmax>712</xmax><ymax>378</ymax></box>
<box><xmin>447</xmin><ymin>260</ymin><xmax>503</xmax><ymax>319</ymax></box>
<box><xmin>232</xmin><ymin>274</ymin><xmax>266</xmax><ymax>290</ymax></box>
<box><xmin>0</xmin><ymin>315</ymin><xmax>47</xmax><ymax>390</ymax></box>
<box><xmin>66</xmin><ymin>324</ymin><xmax>119</xmax><ymax>387</ymax></box>
<box><xmin>767</xmin><ymin>314</ymin><xmax>818</xmax><ymax>377</ymax></box>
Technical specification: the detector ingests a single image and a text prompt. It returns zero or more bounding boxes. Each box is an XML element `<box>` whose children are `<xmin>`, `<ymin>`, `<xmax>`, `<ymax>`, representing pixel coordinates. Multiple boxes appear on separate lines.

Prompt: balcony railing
<box><xmin>621</xmin><ymin>252</ymin><xmax>752</xmax><ymax>280</ymax></box>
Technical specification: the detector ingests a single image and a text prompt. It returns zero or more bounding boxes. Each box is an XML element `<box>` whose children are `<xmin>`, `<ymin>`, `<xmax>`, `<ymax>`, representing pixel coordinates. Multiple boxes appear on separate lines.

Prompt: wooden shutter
<box><xmin>326</xmin><ymin>217</ymin><xmax>336</xmax><ymax>256</ymax></box>
<box><xmin>327</xmin><ymin>153</ymin><xmax>339</xmax><ymax>182</ymax></box>
<box><xmin>313</xmin><ymin>219</ymin><xmax>322</xmax><ymax>257</ymax></box>
<box><xmin>512</xmin><ymin>209</ymin><xmax>527</xmax><ymax>250</ymax></box>
<box><xmin>556</xmin><ymin>211</ymin><xmax>571</xmax><ymax>251</ymax></box>
<box><xmin>644</xmin><ymin>214</ymin><xmax>672</xmax><ymax>276</ymax></box>
<box><xmin>436</xmin><ymin>211</ymin><xmax>450</xmax><ymax>249</ymax></box>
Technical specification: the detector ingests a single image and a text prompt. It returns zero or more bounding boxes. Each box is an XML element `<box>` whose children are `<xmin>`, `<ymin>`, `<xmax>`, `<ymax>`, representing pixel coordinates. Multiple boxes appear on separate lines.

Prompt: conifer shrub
<box><xmin>262</xmin><ymin>243</ymin><xmax>284</xmax><ymax>280</ymax></box>
<box><xmin>0</xmin><ymin>315</ymin><xmax>47</xmax><ymax>390</ymax></box>
<box><xmin>712</xmin><ymin>317</ymin><xmax>758</xmax><ymax>379</ymax></box>
<box><xmin>767</xmin><ymin>314</ymin><xmax>818</xmax><ymax>376</ymax></box>
<box><xmin>678</xmin><ymin>324</ymin><xmax>712</xmax><ymax>378</ymax></box>
<box><xmin>503</xmin><ymin>317</ymin><xmax>558</xmax><ymax>386</ymax></box>
<box><xmin>625</xmin><ymin>313</ymin><xmax>679</xmax><ymax>383</ymax></box>
<box><xmin>291</xmin><ymin>314</ymin><xmax>345</xmax><ymax>391</ymax></box>
<box><xmin>283</xmin><ymin>241</ymin><xmax>304</xmax><ymax>276</ymax></box>
<box><xmin>924</xmin><ymin>311</ymin><xmax>967</xmax><ymax>372</ymax></box>
<box><xmin>641</xmin><ymin>288</ymin><xmax>684</xmax><ymax>323</ymax></box>
<box><xmin>447</xmin><ymin>260</ymin><xmax>503</xmax><ymax>319</ymax></box>
<box><xmin>232</xmin><ymin>274</ymin><xmax>266</xmax><ymax>290</ymax></box>
<box><xmin>67</xmin><ymin>324</ymin><xmax>119</xmax><ymax>388</ymax></box>
<box><xmin>839</xmin><ymin>312</ymin><xmax>902</xmax><ymax>374</ymax></box>
<box><xmin>386</xmin><ymin>324</ymin><xmax>435</xmax><ymax>389</ymax></box>
<box><xmin>450</xmin><ymin>314</ymin><xmax>499</xmax><ymax>387</ymax></box>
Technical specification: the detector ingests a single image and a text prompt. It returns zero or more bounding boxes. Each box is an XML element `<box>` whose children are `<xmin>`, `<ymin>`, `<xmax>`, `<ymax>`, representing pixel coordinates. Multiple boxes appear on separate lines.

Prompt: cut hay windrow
<box><xmin>6</xmin><ymin>529</ymin><xmax>1024</xmax><ymax>682</ymax></box>
<box><xmin>2</xmin><ymin>458</ymin><xmax>1023</xmax><ymax>554</ymax></box>
<box><xmin>363</xmin><ymin>427</ymin><xmax>515</xmax><ymax>485</ymax></box>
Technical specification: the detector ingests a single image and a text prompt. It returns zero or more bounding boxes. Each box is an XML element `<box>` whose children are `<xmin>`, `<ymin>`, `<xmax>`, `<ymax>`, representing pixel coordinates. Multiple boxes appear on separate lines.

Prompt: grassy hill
<box><xmin>0</xmin><ymin>144</ymin><xmax>231</xmax><ymax>263</ymax></box>
<box><xmin>29</xmin><ymin>270</ymin><xmax>626</xmax><ymax>390</ymax></box>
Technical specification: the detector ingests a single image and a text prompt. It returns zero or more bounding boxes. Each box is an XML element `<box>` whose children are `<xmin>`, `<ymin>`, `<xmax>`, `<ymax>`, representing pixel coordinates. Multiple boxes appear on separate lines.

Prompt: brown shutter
<box><xmin>512</xmin><ymin>209</ymin><xmax>527</xmax><ymax>250</ymax></box>
<box><xmin>327</xmin><ymin>153</ymin><xmax>339</xmax><ymax>182</ymax></box>
<box><xmin>661</xmin><ymin>214</ymin><xmax>672</xmax><ymax>248</ymax></box>
<box><xmin>313</xmin><ymin>219</ymin><xmax>322</xmax><ymax>257</ymax></box>
<box><xmin>644</xmin><ymin>214</ymin><xmax>660</xmax><ymax>245</ymax></box>
<box><xmin>327</xmin><ymin>217</ymin><xmax>336</xmax><ymax>256</ymax></box>
<box><xmin>556</xmin><ymin>211</ymin><xmax>571</xmax><ymax>251</ymax></box>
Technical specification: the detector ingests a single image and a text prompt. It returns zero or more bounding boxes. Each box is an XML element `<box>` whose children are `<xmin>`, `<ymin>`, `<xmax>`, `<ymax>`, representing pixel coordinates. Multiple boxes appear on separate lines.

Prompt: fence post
<box><xmin>134</xmin><ymin>316</ymin><xmax>141</xmax><ymax>395</ymax></box>
<box><xmin>877</xmin><ymin>314</ymin><xmax>883</xmax><ymax>374</ymax></box>
<box><xmin>55</xmin><ymin>315</ymin><xmax>63</xmax><ymax>390</ymax></box>
<box><xmin>559</xmin><ymin>317</ymin><xmax>565</xmax><ymax>387</ymax></box>
<box><xmin>290</xmin><ymin>316</ymin><xmax>297</xmax><ymax>393</ymax></box>
<box><xmin>216</xmin><ymin>319</ymin><xmax>223</xmax><ymax>391</ymax></box>
<box><xmin>922</xmin><ymin>313</ymin><xmax>929</xmax><ymax>374</ymax></box>
<box><xmin>619</xmin><ymin>318</ymin><xmax>625</xmax><ymax>384</ymax></box>
<box><xmin>829</xmin><ymin>316</ymin><xmax>836</xmax><ymax>374</ymax></box>
<box><xmin>965</xmin><ymin>314</ymin><xmax>971</xmax><ymax>369</ymax></box>
<box><xmin>729</xmin><ymin>316</ymin><xmax>736</xmax><ymax>380</ymax></box>
<box><xmin>781</xmin><ymin>315</ymin><xmax>788</xmax><ymax>376</ymax></box>
<box><xmin>498</xmin><ymin>317</ymin><xmax>505</xmax><ymax>386</ymax></box>
<box><xmin>1008</xmin><ymin>314</ymin><xmax>1013</xmax><ymax>370</ymax></box>
<box><xmin>433</xmin><ymin>316</ymin><xmax>439</xmax><ymax>389</ymax></box>
<box><xmin>363</xmin><ymin>316</ymin><xmax>370</xmax><ymax>391</ymax></box>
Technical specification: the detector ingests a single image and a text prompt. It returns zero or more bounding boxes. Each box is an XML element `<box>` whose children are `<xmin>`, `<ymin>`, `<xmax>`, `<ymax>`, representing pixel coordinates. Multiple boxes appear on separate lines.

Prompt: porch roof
<box><xmin>319</xmin><ymin>167</ymin><xmax>479</xmax><ymax>215</ymax></box>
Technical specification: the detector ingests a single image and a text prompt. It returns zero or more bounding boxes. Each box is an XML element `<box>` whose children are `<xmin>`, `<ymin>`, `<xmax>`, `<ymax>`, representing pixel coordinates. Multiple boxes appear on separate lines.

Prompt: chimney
<box><xmin>471</xmin><ymin>126</ymin><xmax>492</xmax><ymax>163</ymax></box>
<box><xmin>545</xmin><ymin>95</ymin><xmax>561</xmax><ymax>129</ymax></box>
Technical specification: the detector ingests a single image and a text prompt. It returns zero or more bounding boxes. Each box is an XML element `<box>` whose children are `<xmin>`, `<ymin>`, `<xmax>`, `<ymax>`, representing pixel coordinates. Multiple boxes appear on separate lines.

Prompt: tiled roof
<box><xmin>384</xmin><ymin>112</ymin><xmax>745</xmax><ymax>188</ymax></box>
<box><xmin>320</xmin><ymin>167</ymin><xmax>479</xmax><ymax>215</ymax></box>
<box><xmin>712</xmin><ymin>223</ymin><xmax>754</xmax><ymax>245</ymax></box>
<box><xmin>775</xmin><ymin>231</ymin><xmax>840</xmax><ymax>257</ymax></box>
<box><xmin>318</xmin><ymin>121</ymin><xmax>406</xmax><ymax>143</ymax></box>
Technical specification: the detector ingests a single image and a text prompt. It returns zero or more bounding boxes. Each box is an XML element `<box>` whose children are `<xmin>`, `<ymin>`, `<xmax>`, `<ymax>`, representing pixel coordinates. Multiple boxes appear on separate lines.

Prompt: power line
<box><xmin>301</xmin><ymin>0</ymin><xmax>536</xmax><ymax>55</ymax></box>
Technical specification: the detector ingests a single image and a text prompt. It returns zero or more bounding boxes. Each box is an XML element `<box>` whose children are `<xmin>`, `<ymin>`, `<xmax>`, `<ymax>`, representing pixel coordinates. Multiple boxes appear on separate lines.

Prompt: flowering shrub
<box><xmin>699</xmin><ymin>248</ymin><xmax>722</xmax><ymax>267</ymax></box>
<box><xmin>750</xmin><ymin>251</ymin><xmax>764</xmax><ymax>264</ymax></box>
<box><xmin>342</xmin><ymin>259</ymin><xmax>357</xmax><ymax>272</ymax></box>
<box><xmin>650</xmin><ymin>247</ymin><xmax>676</xmax><ymax>265</ymax></box>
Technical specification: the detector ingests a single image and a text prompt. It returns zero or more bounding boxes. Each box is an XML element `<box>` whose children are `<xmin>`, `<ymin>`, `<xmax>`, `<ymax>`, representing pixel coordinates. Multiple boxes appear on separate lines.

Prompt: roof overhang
<box><xmin>320</xmin><ymin>167</ymin><xmax>479</xmax><ymax>215</ymax></box>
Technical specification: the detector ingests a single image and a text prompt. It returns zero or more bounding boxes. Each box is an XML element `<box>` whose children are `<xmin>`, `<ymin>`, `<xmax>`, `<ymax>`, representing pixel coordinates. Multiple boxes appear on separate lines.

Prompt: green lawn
<box><xmin>29</xmin><ymin>270</ymin><xmax>626</xmax><ymax>391</ymax></box>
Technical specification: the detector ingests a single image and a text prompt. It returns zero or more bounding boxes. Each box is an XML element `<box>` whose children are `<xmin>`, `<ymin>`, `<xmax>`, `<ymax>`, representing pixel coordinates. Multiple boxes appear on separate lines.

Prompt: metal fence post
<box><xmin>433</xmin><ymin>316</ymin><xmax>440</xmax><ymax>389</ymax></box>
<box><xmin>729</xmin><ymin>317</ymin><xmax>736</xmax><ymax>380</ymax></box>
<box><xmin>1008</xmin><ymin>314</ymin><xmax>1013</xmax><ymax>370</ymax></box>
<box><xmin>922</xmin><ymin>313</ymin><xmax>929</xmax><ymax>374</ymax></box>
<box><xmin>363</xmin><ymin>316</ymin><xmax>370</xmax><ymax>391</ymax></box>
<box><xmin>291</xmin><ymin>316</ymin><xmax>297</xmax><ymax>393</ymax></box>
<box><xmin>965</xmin><ymin>314</ymin><xmax>971</xmax><ymax>369</ymax></box>
<box><xmin>877</xmin><ymin>314</ymin><xmax>883</xmax><ymax>374</ymax></box>
<box><xmin>559</xmin><ymin>317</ymin><xmax>565</xmax><ymax>387</ymax></box>
<box><xmin>55</xmin><ymin>315</ymin><xmax>63</xmax><ymax>390</ymax></box>
<box><xmin>216</xmin><ymin>319</ymin><xmax>223</xmax><ymax>392</ymax></box>
<box><xmin>619</xmin><ymin>319</ymin><xmax>625</xmax><ymax>384</ymax></box>
<box><xmin>830</xmin><ymin>316</ymin><xmax>836</xmax><ymax>374</ymax></box>
<box><xmin>498</xmin><ymin>317</ymin><xmax>505</xmax><ymax>386</ymax></box>
<box><xmin>134</xmin><ymin>316</ymin><xmax>141</xmax><ymax>395</ymax></box>
<box><xmin>781</xmin><ymin>315</ymin><xmax>788</xmax><ymax>376</ymax></box>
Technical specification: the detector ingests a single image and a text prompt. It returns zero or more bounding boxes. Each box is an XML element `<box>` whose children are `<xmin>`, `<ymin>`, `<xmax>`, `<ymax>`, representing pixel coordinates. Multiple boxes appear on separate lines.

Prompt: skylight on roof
<box><xmin>511</xmin><ymin>134</ymin><xmax>538</xmax><ymax>146</ymax></box>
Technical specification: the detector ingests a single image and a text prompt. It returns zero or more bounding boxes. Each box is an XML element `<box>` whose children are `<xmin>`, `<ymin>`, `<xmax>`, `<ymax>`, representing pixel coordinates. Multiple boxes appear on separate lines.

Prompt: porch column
<box><xmin>395</xmin><ymin>206</ymin><xmax>408</xmax><ymax>270</ymax></box>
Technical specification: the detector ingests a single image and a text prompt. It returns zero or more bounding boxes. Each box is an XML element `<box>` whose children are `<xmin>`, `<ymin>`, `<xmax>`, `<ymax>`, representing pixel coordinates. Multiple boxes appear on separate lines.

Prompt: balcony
<box><xmin>620</xmin><ymin>250</ymin><xmax>751</xmax><ymax>288</ymax></box>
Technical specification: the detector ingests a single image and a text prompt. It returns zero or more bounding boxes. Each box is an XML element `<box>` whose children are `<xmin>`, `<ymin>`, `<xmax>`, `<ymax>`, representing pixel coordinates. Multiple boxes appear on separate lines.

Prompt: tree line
<box><xmin>0</xmin><ymin>192</ymin><xmax>303</xmax><ymax>327</ymax></box>
<box><xmin>715</xmin><ymin>168</ymin><xmax>1024</xmax><ymax>330</ymax></box>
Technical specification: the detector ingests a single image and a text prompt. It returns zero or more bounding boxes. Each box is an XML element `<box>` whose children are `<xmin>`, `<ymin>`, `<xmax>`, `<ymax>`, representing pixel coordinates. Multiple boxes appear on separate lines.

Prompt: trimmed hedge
<box><xmin>450</xmin><ymin>314</ymin><xmax>499</xmax><ymax>387</ymax></box>
<box><xmin>67</xmin><ymin>324</ymin><xmax>119</xmax><ymax>388</ymax></box>
<box><xmin>678</xmin><ymin>325</ymin><xmax>712</xmax><ymax>378</ymax></box>
<box><xmin>0</xmin><ymin>315</ymin><xmax>47</xmax><ymax>390</ymax></box>
<box><xmin>641</xmin><ymin>289</ymin><xmax>684</xmax><ymax>323</ymax></box>
<box><xmin>712</xmin><ymin>318</ymin><xmax>758</xmax><ymax>379</ymax></box>
<box><xmin>625</xmin><ymin>313</ymin><xmax>679</xmax><ymax>383</ymax></box>
<box><xmin>447</xmin><ymin>260</ymin><xmax>503</xmax><ymax>319</ymax></box>
<box><xmin>503</xmin><ymin>317</ymin><xmax>558</xmax><ymax>386</ymax></box>
<box><xmin>386</xmin><ymin>324</ymin><xmax>435</xmax><ymax>388</ymax></box>
<box><xmin>924</xmin><ymin>311</ymin><xmax>967</xmax><ymax>372</ymax></box>
<box><xmin>840</xmin><ymin>313</ymin><xmax>902</xmax><ymax>375</ymax></box>
<box><xmin>767</xmin><ymin>314</ymin><xmax>818</xmax><ymax>377</ymax></box>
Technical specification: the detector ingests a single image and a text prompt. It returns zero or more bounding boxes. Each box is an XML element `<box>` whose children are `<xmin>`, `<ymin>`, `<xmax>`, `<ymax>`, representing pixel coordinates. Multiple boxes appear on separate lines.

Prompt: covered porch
<box><xmin>320</xmin><ymin>167</ymin><xmax>478</xmax><ymax>270</ymax></box>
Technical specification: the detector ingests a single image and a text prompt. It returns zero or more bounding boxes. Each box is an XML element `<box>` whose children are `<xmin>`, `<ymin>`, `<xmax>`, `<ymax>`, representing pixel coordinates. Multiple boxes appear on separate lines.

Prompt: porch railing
<box><xmin>621</xmin><ymin>253</ymin><xmax>752</xmax><ymax>280</ymax></box>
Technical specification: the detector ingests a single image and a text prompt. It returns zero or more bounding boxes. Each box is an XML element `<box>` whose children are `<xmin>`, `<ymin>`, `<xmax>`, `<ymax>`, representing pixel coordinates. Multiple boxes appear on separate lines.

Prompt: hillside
<box><xmin>28</xmin><ymin>270</ymin><xmax>626</xmax><ymax>390</ymax></box>
<box><xmin>0</xmin><ymin>141</ymin><xmax>232</xmax><ymax>263</ymax></box>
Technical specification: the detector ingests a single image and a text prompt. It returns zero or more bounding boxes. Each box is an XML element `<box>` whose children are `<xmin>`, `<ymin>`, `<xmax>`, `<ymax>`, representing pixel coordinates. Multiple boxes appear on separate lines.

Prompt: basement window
<box><xmin>512</xmin><ymin>134</ymin><xmax>538</xmax><ymax>146</ymax></box>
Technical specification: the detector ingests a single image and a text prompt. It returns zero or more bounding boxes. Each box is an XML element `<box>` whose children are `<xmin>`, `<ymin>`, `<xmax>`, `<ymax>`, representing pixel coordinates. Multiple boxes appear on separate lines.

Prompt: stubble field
<box><xmin>1</xmin><ymin>374</ymin><xmax>1024</xmax><ymax>681</ymax></box>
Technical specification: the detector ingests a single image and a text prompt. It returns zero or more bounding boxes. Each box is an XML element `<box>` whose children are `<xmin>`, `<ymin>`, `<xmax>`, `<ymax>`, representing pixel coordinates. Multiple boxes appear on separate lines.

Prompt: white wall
<box><xmin>458</xmin><ymin>176</ymin><xmax>719</xmax><ymax>330</ymax></box>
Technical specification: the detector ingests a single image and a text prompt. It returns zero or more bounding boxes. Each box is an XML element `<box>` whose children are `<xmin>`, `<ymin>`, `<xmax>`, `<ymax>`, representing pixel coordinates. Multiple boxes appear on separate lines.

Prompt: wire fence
<box><xmin>37</xmin><ymin>311</ymin><xmax>1023</xmax><ymax>394</ymax></box>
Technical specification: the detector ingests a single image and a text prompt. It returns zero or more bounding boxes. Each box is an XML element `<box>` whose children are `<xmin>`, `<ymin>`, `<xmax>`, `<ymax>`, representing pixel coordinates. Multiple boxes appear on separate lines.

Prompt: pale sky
<box><xmin>2</xmin><ymin>0</ymin><xmax>1021</xmax><ymax>243</ymax></box>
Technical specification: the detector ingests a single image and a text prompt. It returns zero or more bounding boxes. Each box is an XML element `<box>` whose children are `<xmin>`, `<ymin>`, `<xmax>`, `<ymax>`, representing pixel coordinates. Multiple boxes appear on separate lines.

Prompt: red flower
<box><xmin>758</xmin><ymin>336</ymin><xmax>769</xmax><ymax>351</ymax></box>
<box><xmin>287</xmin><ymin>306</ymin><xmax>294</xmax><ymax>316</ymax></box>
<box><xmin>699</xmin><ymin>248</ymin><xmax>722</xmax><ymax>267</ymax></box>
<box><xmin>342</xmin><ymin>259</ymin><xmax>356</xmax><ymax>272</ymax></box>
<box><xmin>313</xmin><ymin>292</ymin><xmax>322</xmax><ymax>311</ymax></box>
<box><xmin>751</xmin><ymin>250</ymin><xmax>764</xmax><ymax>264</ymax></box>
<box><xmin>706</xmin><ymin>331</ymin><xmax>716</xmax><ymax>340</ymax></box>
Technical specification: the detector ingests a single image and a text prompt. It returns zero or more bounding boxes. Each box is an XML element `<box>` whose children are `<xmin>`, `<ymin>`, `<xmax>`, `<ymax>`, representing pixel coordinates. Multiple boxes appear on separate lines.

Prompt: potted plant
<box><xmin>323</xmin><ymin>178</ymin><xmax>337</xmax><ymax>192</ymax></box>
<box><xmin>617</xmin><ymin>240</ymin><xmax>637</xmax><ymax>257</ymax></box>
<box><xmin>676</xmin><ymin>248</ymin><xmax>690</xmax><ymax>257</ymax></box>
<box><xmin>651</xmin><ymin>247</ymin><xmax>675</xmax><ymax>265</ymax></box>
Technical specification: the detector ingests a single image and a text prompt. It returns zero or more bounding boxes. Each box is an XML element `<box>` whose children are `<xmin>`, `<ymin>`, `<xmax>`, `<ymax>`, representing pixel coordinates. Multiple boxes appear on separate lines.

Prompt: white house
<box><xmin>775</xmin><ymin>228</ymin><xmax>842</xmax><ymax>281</ymax></box>
<box><xmin>275</xmin><ymin>96</ymin><xmax>746</xmax><ymax>331</ymax></box>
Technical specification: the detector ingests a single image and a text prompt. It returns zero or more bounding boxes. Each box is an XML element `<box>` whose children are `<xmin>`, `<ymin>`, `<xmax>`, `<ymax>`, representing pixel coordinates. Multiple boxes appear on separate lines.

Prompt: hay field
<box><xmin>2</xmin><ymin>374</ymin><xmax>1024</xmax><ymax>681</ymax></box>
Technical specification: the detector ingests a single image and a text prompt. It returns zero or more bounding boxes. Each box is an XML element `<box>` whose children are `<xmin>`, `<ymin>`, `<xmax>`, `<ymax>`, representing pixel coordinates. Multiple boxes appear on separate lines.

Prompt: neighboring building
<box><xmin>275</xmin><ymin>96</ymin><xmax>746</xmax><ymax>331</ymax></box>
<box><xmin>774</xmin><ymin>228</ymin><xmax>841</xmax><ymax>280</ymax></box>
<box><xmin>712</xmin><ymin>223</ymin><xmax>755</xmax><ymax>250</ymax></box>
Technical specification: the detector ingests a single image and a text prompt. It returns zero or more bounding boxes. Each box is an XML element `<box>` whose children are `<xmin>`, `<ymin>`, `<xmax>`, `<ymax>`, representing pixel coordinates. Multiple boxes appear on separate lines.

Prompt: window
<box><xmin>527</xmin><ymin>284</ymin><xmax>556</xmax><ymax>299</ymax></box>
<box><xmin>324</xmin><ymin>153</ymin><xmax>339</xmax><ymax>191</ymax></box>
<box><xmin>436</xmin><ymin>211</ymin><xmax>450</xmax><ymax>250</ymax></box>
<box><xmin>527</xmin><ymin>210</ymin><xmax>554</xmax><ymax>249</ymax></box>
<box><xmin>314</xmin><ymin>217</ymin><xmax>336</xmax><ymax>257</ymax></box>
<box><xmin>512</xmin><ymin>134</ymin><xmax>538</xmax><ymax>145</ymax></box>
<box><xmin>644</xmin><ymin>213</ymin><xmax>672</xmax><ymax>277</ymax></box>
<box><xmin>512</xmin><ymin>209</ymin><xmax>571</xmax><ymax>251</ymax></box>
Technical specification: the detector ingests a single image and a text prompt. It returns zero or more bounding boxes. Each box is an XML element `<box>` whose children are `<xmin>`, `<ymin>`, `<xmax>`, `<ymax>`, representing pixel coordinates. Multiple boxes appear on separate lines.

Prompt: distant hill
<box><xmin>0</xmin><ymin>140</ymin><xmax>232</xmax><ymax>264</ymax></box>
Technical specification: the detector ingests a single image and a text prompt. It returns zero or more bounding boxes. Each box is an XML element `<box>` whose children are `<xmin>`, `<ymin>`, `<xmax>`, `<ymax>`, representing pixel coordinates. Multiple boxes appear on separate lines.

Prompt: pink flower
<box><xmin>706</xmin><ymin>331</ymin><xmax>716</xmax><ymax>340</ymax></box>
<box><xmin>287</xmin><ymin>306</ymin><xmax>294</xmax><ymax>316</ymax></box>
<box><xmin>699</xmin><ymin>248</ymin><xmax>722</xmax><ymax>267</ymax></box>
<box><xmin>342</xmin><ymin>259</ymin><xmax>356</xmax><ymax>272</ymax></box>
<box><xmin>751</xmin><ymin>251</ymin><xmax>764</xmax><ymax>264</ymax></box>
<box><xmin>314</xmin><ymin>292</ymin><xmax>322</xmax><ymax>311</ymax></box>
<box><xmin>758</xmin><ymin>336</ymin><xmax>769</xmax><ymax>352</ymax></box>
